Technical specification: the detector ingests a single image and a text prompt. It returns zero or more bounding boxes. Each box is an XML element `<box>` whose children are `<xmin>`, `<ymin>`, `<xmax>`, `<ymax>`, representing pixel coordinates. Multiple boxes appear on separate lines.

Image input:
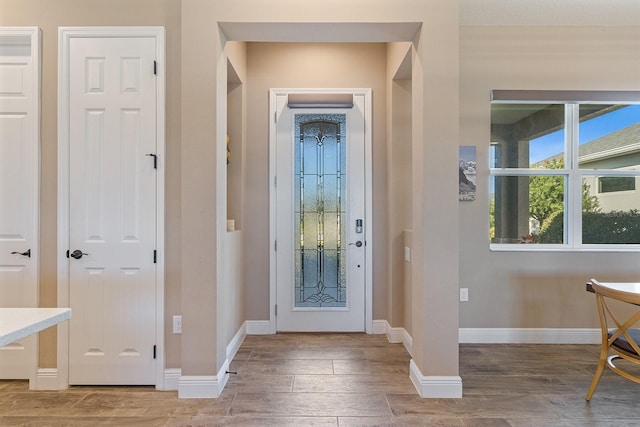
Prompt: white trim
<box><xmin>401</xmin><ymin>330</ymin><xmax>413</xmax><ymax>357</ymax></box>
<box><xmin>459</xmin><ymin>328</ymin><xmax>600</xmax><ymax>344</ymax></box>
<box><xmin>57</xmin><ymin>26</ymin><xmax>166</xmax><ymax>390</ymax></box>
<box><xmin>170</xmin><ymin>324</ymin><xmax>246</xmax><ymax>395</ymax></box>
<box><xmin>34</xmin><ymin>368</ymin><xmax>58</xmax><ymax>390</ymax></box>
<box><xmin>227</xmin><ymin>322</ymin><xmax>247</xmax><ymax>362</ymax></box>
<box><xmin>178</xmin><ymin>356</ymin><xmax>230</xmax><ymax>398</ymax></box>
<box><xmin>409</xmin><ymin>360</ymin><xmax>463</xmax><ymax>398</ymax></box>
<box><xmin>246</xmin><ymin>320</ymin><xmax>272</xmax><ymax>335</ymax></box>
<box><xmin>163</xmin><ymin>368</ymin><xmax>181</xmax><ymax>391</ymax></box>
<box><xmin>178</xmin><ymin>375</ymin><xmax>220</xmax><ymax>398</ymax></box>
<box><xmin>374</xmin><ymin>320</ymin><xmax>413</xmax><ymax>357</ymax></box>
<box><xmin>372</xmin><ymin>320</ymin><xmax>387</xmax><ymax>334</ymax></box>
<box><xmin>268</xmin><ymin>88</ymin><xmax>373</xmax><ymax>334</ymax></box>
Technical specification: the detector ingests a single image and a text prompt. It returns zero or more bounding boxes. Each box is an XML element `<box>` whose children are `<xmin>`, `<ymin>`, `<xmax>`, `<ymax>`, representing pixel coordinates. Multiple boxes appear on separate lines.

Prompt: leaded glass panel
<box><xmin>294</xmin><ymin>114</ymin><xmax>347</xmax><ymax>308</ymax></box>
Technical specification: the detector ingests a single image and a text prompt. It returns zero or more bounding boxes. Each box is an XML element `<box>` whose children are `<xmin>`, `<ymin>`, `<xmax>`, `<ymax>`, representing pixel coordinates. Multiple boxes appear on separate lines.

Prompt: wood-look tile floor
<box><xmin>1</xmin><ymin>334</ymin><xmax>640</xmax><ymax>426</ymax></box>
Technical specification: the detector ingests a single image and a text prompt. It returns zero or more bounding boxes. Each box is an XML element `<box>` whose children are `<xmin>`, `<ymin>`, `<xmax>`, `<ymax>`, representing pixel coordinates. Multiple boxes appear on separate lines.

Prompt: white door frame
<box><xmin>0</xmin><ymin>26</ymin><xmax>40</xmax><ymax>386</ymax></box>
<box><xmin>57</xmin><ymin>27</ymin><xmax>165</xmax><ymax>389</ymax></box>
<box><xmin>268</xmin><ymin>88</ymin><xmax>373</xmax><ymax>334</ymax></box>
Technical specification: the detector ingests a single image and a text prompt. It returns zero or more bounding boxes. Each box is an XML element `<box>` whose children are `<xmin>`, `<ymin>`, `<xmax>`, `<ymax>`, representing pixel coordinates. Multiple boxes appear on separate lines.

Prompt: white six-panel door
<box><xmin>0</xmin><ymin>28</ymin><xmax>39</xmax><ymax>382</ymax></box>
<box><xmin>67</xmin><ymin>35</ymin><xmax>158</xmax><ymax>385</ymax></box>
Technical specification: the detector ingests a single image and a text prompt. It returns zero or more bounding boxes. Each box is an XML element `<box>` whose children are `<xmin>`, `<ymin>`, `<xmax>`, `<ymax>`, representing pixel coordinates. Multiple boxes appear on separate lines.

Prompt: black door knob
<box><xmin>70</xmin><ymin>249</ymin><xmax>88</xmax><ymax>259</ymax></box>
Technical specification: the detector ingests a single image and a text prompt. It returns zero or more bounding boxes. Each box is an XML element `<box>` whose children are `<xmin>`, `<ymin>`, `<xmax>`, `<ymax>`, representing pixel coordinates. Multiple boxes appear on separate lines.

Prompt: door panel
<box><xmin>68</xmin><ymin>37</ymin><xmax>157</xmax><ymax>385</ymax></box>
<box><xmin>0</xmin><ymin>44</ymin><xmax>38</xmax><ymax>379</ymax></box>
<box><xmin>275</xmin><ymin>94</ymin><xmax>366</xmax><ymax>331</ymax></box>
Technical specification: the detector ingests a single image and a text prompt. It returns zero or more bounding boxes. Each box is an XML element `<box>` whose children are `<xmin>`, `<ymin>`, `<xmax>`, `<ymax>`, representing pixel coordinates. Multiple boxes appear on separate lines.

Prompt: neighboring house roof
<box><xmin>578</xmin><ymin>122</ymin><xmax>640</xmax><ymax>164</ymax></box>
<box><xmin>537</xmin><ymin>122</ymin><xmax>640</xmax><ymax>166</ymax></box>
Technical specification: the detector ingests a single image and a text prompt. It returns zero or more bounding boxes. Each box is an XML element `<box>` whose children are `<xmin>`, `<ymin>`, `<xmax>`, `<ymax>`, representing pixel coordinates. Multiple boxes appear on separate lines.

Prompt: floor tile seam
<box><xmin>218</xmin><ymin>391</ymin><xmax>238</xmax><ymax>417</ymax></box>
<box><xmin>461</xmin><ymin>374</ymin><xmax>570</xmax><ymax>378</ymax></box>
<box><xmin>46</xmin><ymin>391</ymin><xmax>96</xmax><ymax>416</ymax></box>
<box><xmin>235</xmin><ymin>391</ymin><xmax>392</xmax><ymax>396</ymax></box>
<box><xmin>382</xmin><ymin>392</ymin><xmax>396</xmax><ymax>418</ymax></box>
<box><xmin>290</xmin><ymin>389</ymin><xmax>416</xmax><ymax>394</ymax></box>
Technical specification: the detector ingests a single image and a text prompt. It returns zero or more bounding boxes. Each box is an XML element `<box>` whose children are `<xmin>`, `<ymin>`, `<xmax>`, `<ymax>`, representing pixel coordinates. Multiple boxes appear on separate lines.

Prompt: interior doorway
<box><xmin>269</xmin><ymin>89</ymin><xmax>373</xmax><ymax>333</ymax></box>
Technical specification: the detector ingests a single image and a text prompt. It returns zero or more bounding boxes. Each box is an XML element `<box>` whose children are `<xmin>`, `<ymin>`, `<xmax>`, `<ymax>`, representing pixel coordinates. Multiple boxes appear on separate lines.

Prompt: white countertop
<box><xmin>0</xmin><ymin>308</ymin><xmax>71</xmax><ymax>347</ymax></box>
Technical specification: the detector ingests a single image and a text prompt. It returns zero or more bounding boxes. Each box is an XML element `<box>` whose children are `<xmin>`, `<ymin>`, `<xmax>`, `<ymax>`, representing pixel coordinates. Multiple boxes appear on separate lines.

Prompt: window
<box><xmin>490</xmin><ymin>91</ymin><xmax>640</xmax><ymax>249</ymax></box>
<box><xmin>598</xmin><ymin>177</ymin><xmax>635</xmax><ymax>193</ymax></box>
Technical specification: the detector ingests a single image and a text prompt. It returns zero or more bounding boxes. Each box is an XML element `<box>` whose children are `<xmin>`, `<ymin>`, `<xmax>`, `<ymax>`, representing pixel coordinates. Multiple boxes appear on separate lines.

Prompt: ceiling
<box><xmin>460</xmin><ymin>0</ymin><xmax>640</xmax><ymax>26</ymax></box>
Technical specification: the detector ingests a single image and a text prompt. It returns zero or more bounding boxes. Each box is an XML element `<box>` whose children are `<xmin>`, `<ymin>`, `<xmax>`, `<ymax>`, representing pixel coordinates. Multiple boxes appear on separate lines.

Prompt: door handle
<box><xmin>11</xmin><ymin>249</ymin><xmax>31</xmax><ymax>258</ymax></box>
<box><xmin>70</xmin><ymin>249</ymin><xmax>89</xmax><ymax>259</ymax></box>
<box><xmin>349</xmin><ymin>241</ymin><xmax>363</xmax><ymax>248</ymax></box>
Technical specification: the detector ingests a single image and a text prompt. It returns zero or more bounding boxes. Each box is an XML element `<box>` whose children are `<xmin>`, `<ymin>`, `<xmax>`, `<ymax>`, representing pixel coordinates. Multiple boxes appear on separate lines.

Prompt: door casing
<box><xmin>268</xmin><ymin>88</ymin><xmax>373</xmax><ymax>334</ymax></box>
<box><xmin>57</xmin><ymin>26</ymin><xmax>166</xmax><ymax>389</ymax></box>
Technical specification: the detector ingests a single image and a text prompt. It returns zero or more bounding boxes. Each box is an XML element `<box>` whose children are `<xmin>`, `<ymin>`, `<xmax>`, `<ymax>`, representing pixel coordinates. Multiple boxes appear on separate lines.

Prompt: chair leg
<box><xmin>586</xmin><ymin>355</ymin><xmax>607</xmax><ymax>401</ymax></box>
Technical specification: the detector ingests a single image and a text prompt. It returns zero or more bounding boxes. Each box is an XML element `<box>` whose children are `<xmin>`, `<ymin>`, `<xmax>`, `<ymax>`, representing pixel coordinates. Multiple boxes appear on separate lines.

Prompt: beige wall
<box><xmin>1</xmin><ymin>0</ymin><xmax>462</xmax><ymax>390</ymax></box>
<box><xmin>459</xmin><ymin>26</ymin><xmax>640</xmax><ymax>329</ymax></box>
<box><xmin>410</xmin><ymin>2</ymin><xmax>459</xmax><ymax>378</ymax></box>
<box><xmin>225</xmin><ymin>41</ymin><xmax>247</xmax><ymax>345</ymax></box>
<box><xmin>386</xmin><ymin>42</ymin><xmax>413</xmax><ymax>328</ymax></box>
<box><xmin>244</xmin><ymin>42</ymin><xmax>389</xmax><ymax>320</ymax></box>
<box><xmin>0</xmin><ymin>0</ymin><xmax>183</xmax><ymax>368</ymax></box>
<box><xmin>183</xmin><ymin>0</ymin><xmax>461</xmax><ymax>384</ymax></box>
<box><xmin>5</xmin><ymin>0</ymin><xmax>640</xmax><ymax>395</ymax></box>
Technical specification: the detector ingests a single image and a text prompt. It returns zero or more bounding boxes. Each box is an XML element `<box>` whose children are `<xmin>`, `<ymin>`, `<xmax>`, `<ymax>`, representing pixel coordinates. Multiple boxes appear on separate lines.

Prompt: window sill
<box><xmin>490</xmin><ymin>244</ymin><xmax>640</xmax><ymax>253</ymax></box>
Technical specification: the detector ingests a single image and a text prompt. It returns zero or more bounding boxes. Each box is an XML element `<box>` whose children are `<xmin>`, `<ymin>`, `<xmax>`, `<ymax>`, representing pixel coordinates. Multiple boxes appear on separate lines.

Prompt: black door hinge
<box><xmin>153</xmin><ymin>60</ymin><xmax>157</xmax><ymax>75</ymax></box>
<box><xmin>153</xmin><ymin>250</ymin><xmax>157</xmax><ymax>264</ymax></box>
<box><xmin>66</xmin><ymin>249</ymin><xmax>69</xmax><ymax>258</ymax></box>
<box><xmin>153</xmin><ymin>345</ymin><xmax>157</xmax><ymax>359</ymax></box>
<box><xmin>146</xmin><ymin>153</ymin><xmax>157</xmax><ymax>169</ymax></box>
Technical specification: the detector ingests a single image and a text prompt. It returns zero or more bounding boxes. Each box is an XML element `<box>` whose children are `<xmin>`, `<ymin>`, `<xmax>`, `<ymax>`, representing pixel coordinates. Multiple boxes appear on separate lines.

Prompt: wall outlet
<box><xmin>173</xmin><ymin>315</ymin><xmax>182</xmax><ymax>334</ymax></box>
<box><xmin>460</xmin><ymin>288</ymin><xmax>469</xmax><ymax>302</ymax></box>
<box><xmin>404</xmin><ymin>246</ymin><xmax>411</xmax><ymax>262</ymax></box>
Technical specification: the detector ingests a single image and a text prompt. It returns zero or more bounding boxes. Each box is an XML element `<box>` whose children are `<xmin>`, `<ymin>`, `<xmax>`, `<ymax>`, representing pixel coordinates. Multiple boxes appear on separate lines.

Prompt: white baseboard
<box><xmin>178</xmin><ymin>375</ymin><xmax>219</xmax><ymax>398</ymax></box>
<box><xmin>374</xmin><ymin>320</ymin><xmax>413</xmax><ymax>357</ymax></box>
<box><xmin>176</xmin><ymin>362</ymin><xmax>230</xmax><ymax>399</ymax></box>
<box><xmin>246</xmin><ymin>320</ymin><xmax>271</xmax><ymax>335</ymax></box>
<box><xmin>175</xmin><ymin>323</ymin><xmax>247</xmax><ymax>397</ymax></box>
<box><xmin>459</xmin><ymin>328</ymin><xmax>600</xmax><ymax>344</ymax></box>
<box><xmin>409</xmin><ymin>359</ymin><xmax>462</xmax><ymax>398</ymax></box>
<box><xmin>35</xmin><ymin>368</ymin><xmax>59</xmax><ymax>390</ymax></box>
<box><xmin>164</xmin><ymin>368</ymin><xmax>181</xmax><ymax>390</ymax></box>
<box><xmin>400</xmin><ymin>329</ymin><xmax>413</xmax><ymax>356</ymax></box>
<box><xmin>227</xmin><ymin>322</ymin><xmax>247</xmax><ymax>361</ymax></box>
<box><xmin>372</xmin><ymin>319</ymin><xmax>387</xmax><ymax>334</ymax></box>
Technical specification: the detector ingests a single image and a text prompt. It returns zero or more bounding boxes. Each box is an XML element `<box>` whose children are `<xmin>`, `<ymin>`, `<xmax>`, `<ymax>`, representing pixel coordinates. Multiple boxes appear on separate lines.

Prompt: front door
<box><xmin>0</xmin><ymin>28</ymin><xmax>39</xmax><ymax>380</ymax></box>
<box><xmin>67</xmin><ymin>35</ymin><xmax>158</xmax><ymax>385</ymax></box>
<box><xmin>273</xmin><ymin>91</ymin><xmax>368</xmax><ymax>331</ymax></box>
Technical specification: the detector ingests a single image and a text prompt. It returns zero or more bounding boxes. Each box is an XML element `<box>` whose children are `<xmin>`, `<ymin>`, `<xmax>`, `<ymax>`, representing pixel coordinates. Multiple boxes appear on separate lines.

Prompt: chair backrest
<box><xmin>586</xmin><ymin>279</ymin><xmax>640</xmax><ymax>400</ymax></box>
<box><xmin>590</xmin><ymin>278</ymin><xmax>640</xmax><ymax>357</ymax></box>
<box><xmin>590</xmin><ymin>279</ymin><xmax>640</xmax><ymax>306</ymax></box>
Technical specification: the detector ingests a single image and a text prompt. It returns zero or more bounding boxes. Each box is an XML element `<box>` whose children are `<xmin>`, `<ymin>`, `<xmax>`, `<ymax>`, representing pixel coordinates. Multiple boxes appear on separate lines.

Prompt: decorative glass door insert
<box><xmin>294</xmin><ymin>113</ymin><xmax>347</xmax><ymax>308</ymax></box>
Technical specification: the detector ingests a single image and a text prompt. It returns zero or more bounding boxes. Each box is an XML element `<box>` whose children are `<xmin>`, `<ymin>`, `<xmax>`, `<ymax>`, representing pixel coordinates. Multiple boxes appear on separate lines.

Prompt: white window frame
<box><xmin>490</xmin><ymin>91</ymin><xmax>640</xmax><ymax>252</ymax></box>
